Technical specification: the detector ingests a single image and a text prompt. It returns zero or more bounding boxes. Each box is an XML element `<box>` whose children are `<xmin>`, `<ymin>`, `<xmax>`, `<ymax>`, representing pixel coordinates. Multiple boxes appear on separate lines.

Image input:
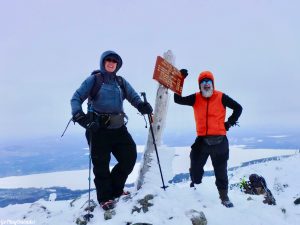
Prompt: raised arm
<box><xmin>174</xmin><ymin>93</ymin><xmax>196</xmax><ymax>106</ymax></box>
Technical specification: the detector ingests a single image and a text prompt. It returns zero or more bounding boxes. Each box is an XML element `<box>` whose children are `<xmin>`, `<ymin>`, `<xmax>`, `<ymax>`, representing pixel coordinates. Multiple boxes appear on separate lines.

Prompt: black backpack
<box><xmin>88</xmin><ymin>70</ymin><xmax>126</xmax><ymax>103</ymax></box>
<box><xmin>240</xmin><ymin>174</ymin><xmax>276</xmax><ymax>205</ymax></box>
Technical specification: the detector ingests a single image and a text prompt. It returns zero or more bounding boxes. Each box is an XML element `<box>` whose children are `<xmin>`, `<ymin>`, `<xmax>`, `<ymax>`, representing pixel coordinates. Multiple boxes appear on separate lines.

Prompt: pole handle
<box><xmin>140</xmin><ymin>92</ymin><xmax>153</xmax><ymax>123</ymax></box>
<box><xmin>140</xmin><ymin>92</ymin><xmax>147</xmax><ymax>103</ymax></box>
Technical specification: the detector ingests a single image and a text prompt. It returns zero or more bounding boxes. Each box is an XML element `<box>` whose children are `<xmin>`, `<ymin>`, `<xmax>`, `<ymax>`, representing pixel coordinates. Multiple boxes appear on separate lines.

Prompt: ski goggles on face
<box><xmin>200</xmin><ymin>79</ymin><xmax>213</xmax><ymax>85</ymax></box>
<box><xmin>105</xmin><ymin>58</ymin><xmax>118</xmax><ymax>63</ymax></box>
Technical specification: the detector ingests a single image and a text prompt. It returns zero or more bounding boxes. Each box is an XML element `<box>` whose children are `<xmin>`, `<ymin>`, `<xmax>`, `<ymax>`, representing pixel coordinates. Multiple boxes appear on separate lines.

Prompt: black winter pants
<box><xmin>86</xmin><ymin>126</ymin><xmax>137</xmax><ymax>203</ymax></box>
<box><xmin>190</xmin><ymin>136</ymin><xmax>229</xmax><ymax>190</ymax></box>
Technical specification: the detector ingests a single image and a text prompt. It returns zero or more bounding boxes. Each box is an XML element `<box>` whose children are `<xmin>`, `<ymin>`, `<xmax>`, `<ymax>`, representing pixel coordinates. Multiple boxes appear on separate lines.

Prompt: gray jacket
<box><xmin>70</xmin><ymin>51</ymin><xmax>143</xmax><ymax>115</ymax></box>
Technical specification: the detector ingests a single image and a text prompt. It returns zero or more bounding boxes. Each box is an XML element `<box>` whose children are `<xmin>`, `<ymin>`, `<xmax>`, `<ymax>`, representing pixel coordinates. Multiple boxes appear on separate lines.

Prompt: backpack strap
<box><xmin>88</xmin><ymin>71</ymin><xmax>127</xmax><ymax>104</ymax></box>
<box><xmin>116</xmin><ymin>75</ymin><xmax>129</xmax><ymax>124</ymax></box>
<box><xmin>88</xmin><ymin>70</ymin><xmax>104</xmax><ymax>103</ymax></box>
<box><xmin>116</xmin><ymin>75</ymin><xmax>127</xmax><ymax>99</ymax></box>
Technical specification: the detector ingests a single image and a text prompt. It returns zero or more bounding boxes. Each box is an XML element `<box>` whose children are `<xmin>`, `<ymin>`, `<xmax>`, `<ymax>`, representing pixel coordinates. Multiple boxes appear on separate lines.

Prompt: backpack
<box><xmin>240</xmin><ymin>174</ymin><xmax>267</xmax><ymax>194</ymax></box>
<box><xmin>88</xmin><ymin>70</ymin><xmax>126</xmax><ymax>103</ymax></box>
<box><xmin>240</xmin><ymin>174</ymin><xmax>276</xmax><ymax>205</ymax></box>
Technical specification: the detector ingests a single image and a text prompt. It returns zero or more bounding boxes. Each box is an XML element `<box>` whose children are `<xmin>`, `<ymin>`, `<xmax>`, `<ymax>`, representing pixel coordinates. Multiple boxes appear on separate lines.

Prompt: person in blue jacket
<box><xmin>71</xmin><ymin>50</ymin><xmax>152</xmax><ymax>210</ymax></box>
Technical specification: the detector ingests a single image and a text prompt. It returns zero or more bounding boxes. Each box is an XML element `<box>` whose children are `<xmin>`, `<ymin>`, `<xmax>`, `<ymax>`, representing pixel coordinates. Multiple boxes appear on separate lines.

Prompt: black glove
<box><xmin>137</xmin><ymin>102</ymin><xmax>153</xmax><ymax>115</ymax></box>
<box><xmin>180</xmin><ymin>69</ymin><xmax>188</xmax><ymax>79</ymax></box>
<box><xmin>72</xmin><ymin>111</ymin><xmax>99</xmax><ymax>132</ymax></box>
<box><xmin>224</xmin><ymin>121</ymin><xmax>239</xmax><ymax>131</ymax></box>
<box><xmin>224</xmin><ymin>122</ymin><xmax>231</xmax><ymax>131</ymax></box>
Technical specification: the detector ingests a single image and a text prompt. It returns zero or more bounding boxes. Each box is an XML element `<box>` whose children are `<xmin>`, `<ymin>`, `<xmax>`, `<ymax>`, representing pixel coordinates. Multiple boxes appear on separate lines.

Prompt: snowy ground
<box><xmin>0</xmin><ymin>146</ymin><xmax>299</xmax><ymax>225</ymax></box>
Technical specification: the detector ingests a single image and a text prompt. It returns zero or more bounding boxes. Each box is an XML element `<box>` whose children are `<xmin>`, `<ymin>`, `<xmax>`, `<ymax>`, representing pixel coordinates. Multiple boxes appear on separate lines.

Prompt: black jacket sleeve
<box><xmin>222</xmin><ymin>94</ymin><xmax>243</xmax><ymax>124</ymax></box>
<box><xmin>174</xmin><ymin>93</ymin><xmax>196</xmax><ymax>106</ymax></box>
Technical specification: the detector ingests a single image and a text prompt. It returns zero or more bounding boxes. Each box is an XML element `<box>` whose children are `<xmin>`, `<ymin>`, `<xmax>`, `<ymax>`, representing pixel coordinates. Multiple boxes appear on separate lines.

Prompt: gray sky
<box><xmin>1</xmin><ymin>0</ymin><xmax>299</xmax><ymax>140</ymax></box>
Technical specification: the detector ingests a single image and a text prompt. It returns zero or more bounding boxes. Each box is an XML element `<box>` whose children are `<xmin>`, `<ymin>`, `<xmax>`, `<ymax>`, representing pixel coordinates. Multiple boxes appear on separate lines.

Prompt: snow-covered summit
<box><xmin>0</xmin><ymin>147</ymin><xmax>299</xmax><ymax>225</ymax></box>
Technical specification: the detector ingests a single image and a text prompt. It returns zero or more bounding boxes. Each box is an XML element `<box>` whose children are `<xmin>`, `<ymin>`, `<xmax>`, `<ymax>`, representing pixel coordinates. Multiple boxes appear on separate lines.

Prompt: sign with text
<box><xmin>153</xmin><ymin>56</ymin><xmax>184</xmax><ymax>95</ymax></box>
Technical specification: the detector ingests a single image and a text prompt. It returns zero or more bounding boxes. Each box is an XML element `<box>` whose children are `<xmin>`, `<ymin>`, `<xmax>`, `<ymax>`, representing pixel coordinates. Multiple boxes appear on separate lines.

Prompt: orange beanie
<box><xmin>198</xmin><ymin>71</ymin><xmax>214</xmax><ymax>83</ymax></box>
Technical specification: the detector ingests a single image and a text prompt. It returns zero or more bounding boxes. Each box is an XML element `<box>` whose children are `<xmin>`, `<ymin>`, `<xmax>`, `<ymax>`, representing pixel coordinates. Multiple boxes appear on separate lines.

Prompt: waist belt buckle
<box><xmin>98</xmin><ymin>114</ymin><xmax>111</xmax><ymax>127</ymax></box>
<box><xmin>104</xmin><ymin>115</ymin><xmax>111</xmax><ymax>125</ymax></box>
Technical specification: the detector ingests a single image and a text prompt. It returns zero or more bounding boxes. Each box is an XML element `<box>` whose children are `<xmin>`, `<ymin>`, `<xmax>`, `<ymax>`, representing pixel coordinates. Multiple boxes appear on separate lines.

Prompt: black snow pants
<box><xmin>86</xmin><ymin>125</ymin><xmax>137</xmax><ymax>203</ymax></box>
<box><xmin>189</xmin><ymin>136</ymin><xmax>229</xmax><ymax>190</ymax></box>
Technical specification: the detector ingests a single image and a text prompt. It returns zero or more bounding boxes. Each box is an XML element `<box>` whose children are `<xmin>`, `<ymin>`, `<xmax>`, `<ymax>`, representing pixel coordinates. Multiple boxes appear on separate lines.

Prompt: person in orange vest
<box><xmin>174</xmin><ymin>69</ymin><xmax>242</xmax><ymax>207</ymax></box>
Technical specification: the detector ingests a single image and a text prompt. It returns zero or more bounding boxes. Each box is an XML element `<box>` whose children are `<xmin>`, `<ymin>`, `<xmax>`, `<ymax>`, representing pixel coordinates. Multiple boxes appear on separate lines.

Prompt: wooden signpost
<box><xmin>137</xmin><ymin>50</ymin><xmax>176</xmax><ymax>190</ymax></box>
<box><xmin>153</xmin><ymin>56</ymin><xmax>184</xmax><ymax>95</ymax></box>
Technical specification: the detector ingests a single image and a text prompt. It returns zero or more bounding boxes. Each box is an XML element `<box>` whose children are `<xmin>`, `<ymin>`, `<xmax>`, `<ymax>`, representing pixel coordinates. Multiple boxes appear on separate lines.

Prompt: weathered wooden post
<box><xmin>136</xmin><ymin>50</ymin><xmax>175</xmax><ymax>190</ymax></box>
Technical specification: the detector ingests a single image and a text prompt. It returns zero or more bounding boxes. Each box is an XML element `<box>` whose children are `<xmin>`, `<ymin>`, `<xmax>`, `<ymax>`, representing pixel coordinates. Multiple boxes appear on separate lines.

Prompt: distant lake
<box><xmin>0</xmin><ymin>128</ymin><xmax>299</xmax><ymax>178</ymax></box>
<box><xmin>1</xmin><ymin>154</ymin><xmax>294</xmax><ymax>208</ymax></box>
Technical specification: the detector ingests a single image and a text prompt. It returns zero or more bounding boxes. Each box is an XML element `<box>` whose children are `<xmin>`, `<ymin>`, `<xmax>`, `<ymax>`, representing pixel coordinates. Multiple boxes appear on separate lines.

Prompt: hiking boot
<box><xmin>190</xmin><ymin>182</ymin><xmax>195</xmax><ymax>188</ymax></box>
<box><xmin>221</xmin><ymin>199</ymin><xmax>234</xmax><ymax>208</ymax></box>
<box><xmin>100</xmin><ymin>200</ymin><xmax>115</xmax><ymax>211</ymax></box>
<box><xmin>219</xmin><ymin>189</ymin><xmax>234</xmax><ymax>208</ymax></box>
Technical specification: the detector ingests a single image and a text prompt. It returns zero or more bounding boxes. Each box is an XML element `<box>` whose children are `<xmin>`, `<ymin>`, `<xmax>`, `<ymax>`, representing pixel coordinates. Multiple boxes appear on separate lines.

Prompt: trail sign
<box><xmin>153</xmin><ymin>56</ymin><xmax>184</xmax><ymax>95</ymax></box>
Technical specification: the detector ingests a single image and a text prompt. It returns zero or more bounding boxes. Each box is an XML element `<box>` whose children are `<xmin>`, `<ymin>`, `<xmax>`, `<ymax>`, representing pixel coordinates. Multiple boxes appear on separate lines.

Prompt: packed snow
<box><xmin>0</xmin><ymin>146</ymin><xmax>299</xmax><ymax>225</ymax></box>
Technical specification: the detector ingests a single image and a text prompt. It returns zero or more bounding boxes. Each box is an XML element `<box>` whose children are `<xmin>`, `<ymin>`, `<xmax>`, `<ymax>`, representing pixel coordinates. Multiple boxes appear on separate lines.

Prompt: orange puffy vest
<box><xmin>193</xmin><ymin>90</ymin><xmax>226</xmax><ymax>136</ymax></box>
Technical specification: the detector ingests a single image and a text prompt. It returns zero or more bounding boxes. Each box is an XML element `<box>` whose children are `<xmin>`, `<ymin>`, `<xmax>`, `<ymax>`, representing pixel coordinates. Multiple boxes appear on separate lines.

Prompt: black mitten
<box><xmin>180</xmin><ymin>69</ymin><xmax>188</xmax><ymax>78</ymax></box>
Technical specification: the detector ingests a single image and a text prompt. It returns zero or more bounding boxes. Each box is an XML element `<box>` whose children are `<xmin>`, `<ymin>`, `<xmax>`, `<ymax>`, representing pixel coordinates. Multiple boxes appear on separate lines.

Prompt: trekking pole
<box><xmin>60</xmin><ymin>118</ymin><xmax>72</xmax><ymax>138</ymax></box>
<box><xmin>140</xmin><ymin>92</ymin><xmax>168</xmax><ymax>191</ymax></box>
<box><xmin>83</xmin><ymin>112</ymin><xmax>94</xmax><ymax>221</ymax></box>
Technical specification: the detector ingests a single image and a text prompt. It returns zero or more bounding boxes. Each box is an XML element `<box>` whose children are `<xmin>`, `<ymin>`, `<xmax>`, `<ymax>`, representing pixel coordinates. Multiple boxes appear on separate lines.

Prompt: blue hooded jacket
<box><xmin>70</xmin><ymin>51</ymin><xmax>143</xmax><ymax>115</ymax></box>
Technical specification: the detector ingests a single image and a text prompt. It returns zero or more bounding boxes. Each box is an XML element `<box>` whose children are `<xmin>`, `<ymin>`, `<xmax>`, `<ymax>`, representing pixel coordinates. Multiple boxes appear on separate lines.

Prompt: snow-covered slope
<box><xmin>0</xmin><ymin>147</ymin><xmax>299</xmax><ymax>225</ymax></box>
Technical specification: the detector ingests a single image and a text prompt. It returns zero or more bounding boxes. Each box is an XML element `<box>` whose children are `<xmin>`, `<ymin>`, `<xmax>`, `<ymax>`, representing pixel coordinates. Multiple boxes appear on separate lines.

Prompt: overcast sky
<box><xmin>1</xmin><ymin>0</ymin><xmax>299</xmax><ymax>141</ymax></box>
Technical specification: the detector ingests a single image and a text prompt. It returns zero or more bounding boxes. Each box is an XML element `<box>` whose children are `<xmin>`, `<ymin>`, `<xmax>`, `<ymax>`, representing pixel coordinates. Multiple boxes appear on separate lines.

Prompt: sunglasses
<box><xmin>105</xmin><ymin>58</ymin><xmax>118</xmax><ymax>63</ymax></box>
<box><xmin>200</xmin><ymin>79</ymin><xmax>212</xmax><ymax>85</ymax></box>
